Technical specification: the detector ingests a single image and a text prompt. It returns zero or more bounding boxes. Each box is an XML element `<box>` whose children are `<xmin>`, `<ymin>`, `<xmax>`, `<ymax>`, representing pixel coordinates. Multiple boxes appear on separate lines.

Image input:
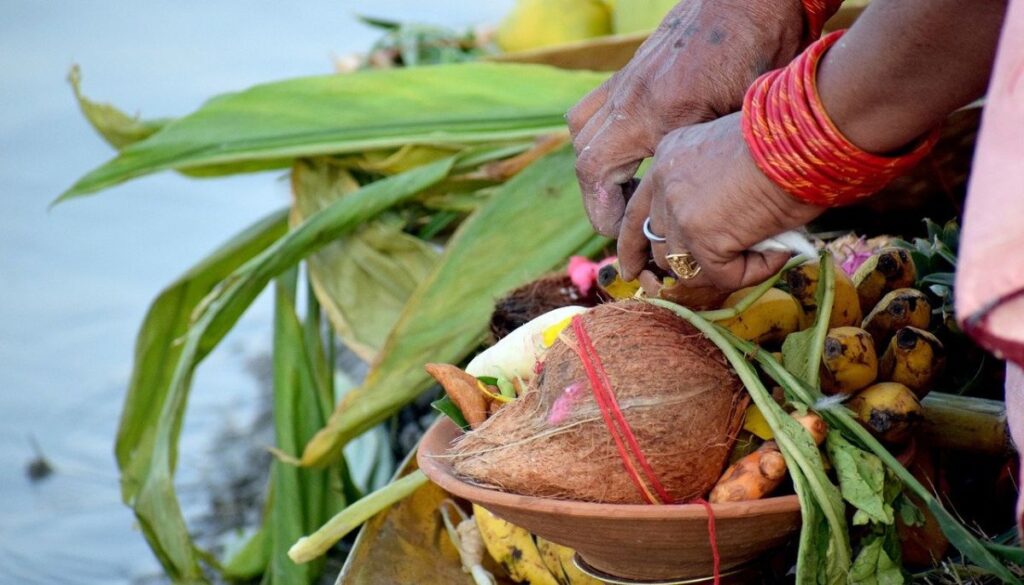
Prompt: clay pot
<box><xmin>419</xmin><ymin>418</ymin><xmax>801</xmax><ymax>582</ymax></box>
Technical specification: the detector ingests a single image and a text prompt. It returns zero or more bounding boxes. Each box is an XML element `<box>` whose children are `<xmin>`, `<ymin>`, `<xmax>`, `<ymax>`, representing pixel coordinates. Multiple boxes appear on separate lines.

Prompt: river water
<box><xmin>0</xmin><ymin>2</ymin><xmax>509</xmax><ymax>583</ymax></box>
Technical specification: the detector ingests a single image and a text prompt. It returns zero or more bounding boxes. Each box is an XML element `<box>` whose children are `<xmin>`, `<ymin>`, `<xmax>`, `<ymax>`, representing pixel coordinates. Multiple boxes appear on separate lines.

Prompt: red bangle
<box><xmin>741</xmin><ymin>30</ymin><xmax>939</xmax><ymax>208</ymax></box>
<box><xmin>801</xmin><ymin>0</ymin><xmax>843</xmax><ymax>42</ymax></box>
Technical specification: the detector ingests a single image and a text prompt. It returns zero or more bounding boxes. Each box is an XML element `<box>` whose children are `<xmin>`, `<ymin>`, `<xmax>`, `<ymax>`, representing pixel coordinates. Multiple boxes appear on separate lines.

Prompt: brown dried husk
<box><xmin>450</xmin><ymin>301</ymin><xmax>748</xmax><ymax>504</ymax></box>
<box><xmin>490</xmin><ymin>274</ymin><xmax>600</xmax><ymax>341</ymax></box>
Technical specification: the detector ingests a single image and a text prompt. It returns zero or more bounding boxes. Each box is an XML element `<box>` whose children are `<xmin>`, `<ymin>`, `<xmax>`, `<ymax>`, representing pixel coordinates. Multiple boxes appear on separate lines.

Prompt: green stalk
<box><xmin>649</xmin><ymin>299</ymin><xmax>852</xmax><ymax>576</ymax></box>
<box><xmin>288</xmin><ymin>469</ymin><xmax>428</xmax><ymax>564</ymax></box>
<box><xmin>733</xmin><ymin>333</ymin><xmax>1021</xmax><ymax>583</ymax></box>
<box><xmin>696</xmin><ymin>256</ymin><xmax>806</xmax><ymax>321</ymax></box>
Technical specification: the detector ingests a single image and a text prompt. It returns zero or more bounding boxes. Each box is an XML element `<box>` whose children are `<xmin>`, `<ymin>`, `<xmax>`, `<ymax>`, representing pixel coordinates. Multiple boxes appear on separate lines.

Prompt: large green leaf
<box><xmin>59</xmin><ymin>63</ymin><xmax>607</xmax><ymax>201</ymax></box>
<box><xmin>116</xmin><ymin>209</ymin><xmax>288</xmax><ymax>503</ymax></box>
<box><xmin>300</xmin><ymin>145</ymin><xmax>597</xmax><ymax>465</ymax></box>
<box><xmin>116</xmin><ymin>209</ymin><xmax>287</xmax><ymax>582</ymax></box>
<box><xmin>123</xmin><ymin>160</ymin><xmax>452</xmax><ymax>582</ymax></box>
<box><xmin>291</xmin><ymin>160</ymin><xmax>441</xmax><ymax>360</ymax></box>
<box><xmin>68</xmin><ymin>65</ymin><xmax>169</xmax><ymax>150</ymax></box>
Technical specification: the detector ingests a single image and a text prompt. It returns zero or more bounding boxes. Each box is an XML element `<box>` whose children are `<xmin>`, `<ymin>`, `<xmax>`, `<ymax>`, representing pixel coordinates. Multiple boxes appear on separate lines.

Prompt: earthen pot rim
<box><xmin>418</xmin><ymin>417</ymin><xmax>801</xmax><ymax>519</ymax></box>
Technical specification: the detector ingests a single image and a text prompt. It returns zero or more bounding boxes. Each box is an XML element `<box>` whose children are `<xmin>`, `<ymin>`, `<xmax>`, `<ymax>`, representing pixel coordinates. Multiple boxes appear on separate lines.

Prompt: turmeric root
<box><xmin>792</xmin><ymin>411</ymin><xmax>828</xmax><ymax>446</ymax></box>
<box><xmin>425</xmin><ymin>363</ymin><xmax>494</xmax><ymax>429</ymax></box>
<box><xmin>709</xmin><ymin>441</ymin><xmax>787</xmax><ymax>503</ymax></box>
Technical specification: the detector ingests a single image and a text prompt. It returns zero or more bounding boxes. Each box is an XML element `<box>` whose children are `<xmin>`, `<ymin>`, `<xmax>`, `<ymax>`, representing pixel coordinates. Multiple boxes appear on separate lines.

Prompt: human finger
<box><xmin>566</xmin><ymin>81</ymin><xmax>610</xmax><ymax>145</ymax></box>
<box><xmin>616</xmin><ymin>176</ymin><xmax>657</xmax><ymax>281</ymax></box>
<box><xmin>695</xmin><ymin>247</ymin><xmax>792</xmax><ymax>290</ymax></box>
<box><xmin>575</xmin><ymin>115</ymin><xmax>654</xmax><ymax>236</ymax></box>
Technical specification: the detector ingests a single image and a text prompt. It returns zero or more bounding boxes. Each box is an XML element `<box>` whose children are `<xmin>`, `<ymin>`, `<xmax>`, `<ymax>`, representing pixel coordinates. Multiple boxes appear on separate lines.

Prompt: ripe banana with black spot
<box><xmin>536</xmin><ymin>537</ymin><xmax>603</xmax><ymax>585</ymax></box>
<box><xmin>879</xmin><ymin>326</ymin><xmax>945</xmax><ymax>398</ymax></box>
<box><xmin>852</xmin><ymin>247</ymin><xmax>917</xmax><ymax>314</ymax></box>
<box><xmin>785</xmin><ymin>261</ymin><xmax>862</xmax><ymax>328</ymax></box>
<box><xmin>862</xmin><ymin>288</ymin><xmax>931</xmax><ymax>347</ymax></box>
<box><xmin>473</xmin><ymin>504</ymin><xmax>560</xmax><ymax>585</ymax></box>
<box><xmin>820</xmin><ymin>326</ymin><xmax>878</xmax><ymax>394</ymax></box>
<box><xmin>719</xmin><ymin>287</ymin><xmax>805</xmax><ymax>345</ymax></box>
<box><xmin>847</xmin><ymin>382</ymin><xmax>923</xmax><ymax>445</ymax></box>
<box><xmin>596</xmin><ymin>261</ymin><xmax>641</xmax><ymax>300</ymax></box>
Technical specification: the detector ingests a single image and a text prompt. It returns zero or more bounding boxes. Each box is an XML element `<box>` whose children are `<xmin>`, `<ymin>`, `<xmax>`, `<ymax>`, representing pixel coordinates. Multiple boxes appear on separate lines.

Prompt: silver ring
<box><xmin>643</xmin><ymin>217</ymin><xmax>666</xmax><ymax>243</ymax></box>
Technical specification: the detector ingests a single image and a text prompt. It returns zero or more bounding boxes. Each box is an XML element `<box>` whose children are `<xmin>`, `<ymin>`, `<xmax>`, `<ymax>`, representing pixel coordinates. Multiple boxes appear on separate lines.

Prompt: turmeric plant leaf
<box><xmin>300</xmin><ymin>145</ymin><xmax>597</xmax><ymax>465</ymax></box>
<box><xmin>59</xmin><ymin>62</ymin><xmax>607</xmax><ymax>202</ymax></box>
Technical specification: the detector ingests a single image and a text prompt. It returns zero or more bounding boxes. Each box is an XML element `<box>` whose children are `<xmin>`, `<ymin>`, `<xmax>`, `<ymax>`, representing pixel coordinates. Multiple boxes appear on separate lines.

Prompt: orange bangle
<box><xmin>741</xmin><ymin>30</ymin><xmax>939</xmax><ymax>208</ymax></box>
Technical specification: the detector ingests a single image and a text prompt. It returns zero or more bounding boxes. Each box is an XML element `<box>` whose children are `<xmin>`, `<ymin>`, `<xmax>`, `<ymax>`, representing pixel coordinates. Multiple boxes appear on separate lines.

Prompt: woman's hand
<box><xmin>617</xmin><ymin>113</ymin><xmax>824</xmax><ymax>289</ymax></box>
<box><xmin>567</xmin><ymin>0</ymin><xmax>805</xmax><ymax>236</ymax></box>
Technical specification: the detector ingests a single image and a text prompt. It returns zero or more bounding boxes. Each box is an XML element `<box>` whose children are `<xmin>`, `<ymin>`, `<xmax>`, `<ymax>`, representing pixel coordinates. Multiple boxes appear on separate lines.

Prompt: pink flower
<box><xmin>567</xmin><ymin>255</ymin><xmax>616</xmax><ymax>296</ymax></box>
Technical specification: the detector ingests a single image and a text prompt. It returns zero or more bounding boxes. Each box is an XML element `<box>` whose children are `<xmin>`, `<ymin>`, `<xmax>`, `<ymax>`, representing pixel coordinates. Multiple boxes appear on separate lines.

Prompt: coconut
<box><xmin>450</xmin><ymin>301</ymin><xmax>747</xmax><ymax>504</ymax></box>
<box><xmin>490</xmin><ymin>274</ymin><xmax>600</xmax><ymax>340</ymax></box>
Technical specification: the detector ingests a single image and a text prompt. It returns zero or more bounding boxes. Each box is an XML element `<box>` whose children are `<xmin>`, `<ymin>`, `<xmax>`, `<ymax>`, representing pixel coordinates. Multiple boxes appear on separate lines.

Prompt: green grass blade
<box><xmin>300</xmin><ymin>145</ymin><xmax>597</xmax><ymax>465</ymax></box>
<box><xmin>59</xmin><ymin>63</ymin><xmax>607</xmax><ymax>202</ymax></box>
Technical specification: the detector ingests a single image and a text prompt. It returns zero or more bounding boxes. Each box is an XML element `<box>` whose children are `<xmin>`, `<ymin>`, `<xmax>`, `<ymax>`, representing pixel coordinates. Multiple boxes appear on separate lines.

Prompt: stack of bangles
<box><xmin>742</xmin><ymin>29</ymin><xmax>940</xmax><ymax>208</ymax></box>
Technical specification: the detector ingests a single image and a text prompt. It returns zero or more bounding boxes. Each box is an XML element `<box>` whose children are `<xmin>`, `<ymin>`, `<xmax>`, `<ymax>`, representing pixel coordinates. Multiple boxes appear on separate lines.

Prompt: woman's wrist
<box><xmin>815</xmin><ymin>0</ymin><xmax>1006</xmax><ymax>155</ymax></box>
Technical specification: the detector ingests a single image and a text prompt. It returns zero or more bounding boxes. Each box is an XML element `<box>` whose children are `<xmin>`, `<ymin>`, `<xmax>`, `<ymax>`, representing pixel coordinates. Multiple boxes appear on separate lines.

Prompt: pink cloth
<box><xmin>957</xmin><ymin>0</ymin><xmax>1024</xmax><ymax>534</ymax></box>
<box><xmin>956</xmin><ymin>0</ymin><xmax>1024</xmax><ymax>367</ymax></box>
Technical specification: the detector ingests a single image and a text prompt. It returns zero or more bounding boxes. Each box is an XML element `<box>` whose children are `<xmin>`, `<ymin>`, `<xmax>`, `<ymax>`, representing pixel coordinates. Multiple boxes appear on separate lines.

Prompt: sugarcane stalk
<box><xmin>921</xmin><ymin>392</ymin><xmax>1011</xmax><ymax>455</ymax></box>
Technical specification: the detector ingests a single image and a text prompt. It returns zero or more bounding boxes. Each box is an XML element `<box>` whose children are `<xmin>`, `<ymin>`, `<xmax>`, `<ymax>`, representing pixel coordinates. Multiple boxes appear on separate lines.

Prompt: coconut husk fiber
<box><xmin>450</xmin><ymin>301</ymin><xmax>748</xmax><ymax>504</ymax></box>
<box><xmin>490</xmin><ymin>274</ymin><xmax>600</xmax><ymax>341</ymax></box>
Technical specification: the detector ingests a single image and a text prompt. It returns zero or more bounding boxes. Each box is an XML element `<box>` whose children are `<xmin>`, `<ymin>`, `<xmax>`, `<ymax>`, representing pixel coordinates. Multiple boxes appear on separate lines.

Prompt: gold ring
<box><xmin>665</xmin><ymin>252</ymin><xmax>702</xmax><ymax>280</ymax></box>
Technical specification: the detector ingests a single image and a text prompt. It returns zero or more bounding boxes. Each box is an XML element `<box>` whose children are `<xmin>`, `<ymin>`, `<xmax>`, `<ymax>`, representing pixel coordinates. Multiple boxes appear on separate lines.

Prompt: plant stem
<box><xmin>288</xmin><ymin>469</ymin><xmax>428</xmax><ymax>563</ymax></box>
<box><xmin>696</xmin><ymin>256</ymin><xmax>806</xmax><ymax>321</ymax></box>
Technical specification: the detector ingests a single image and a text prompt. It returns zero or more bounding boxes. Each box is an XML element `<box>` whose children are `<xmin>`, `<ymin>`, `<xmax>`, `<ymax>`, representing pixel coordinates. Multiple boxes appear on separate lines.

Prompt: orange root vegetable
<box><xmin>425</xmin><ymin>363</ymin><xmax>493</xmax><ymax>429</ymax></box>
<box><xmin>792</xmin><ymin>411</ymin><xmax>828</xmax><ymax>445</ymax></box>
<box><xmin>709</xmin><ymin>441</ymin><xmax>788</xmax><ymax>503</ymax></box>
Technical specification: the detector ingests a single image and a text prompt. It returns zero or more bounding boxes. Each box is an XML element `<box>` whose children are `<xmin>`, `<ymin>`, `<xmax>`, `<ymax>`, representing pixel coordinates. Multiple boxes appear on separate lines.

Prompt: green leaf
<box><xmin>849</xmin><ymin>536</ymin><xmax>904</xmax><ymax>585</ymax></box>
<box><xmin>300</xmin><ymin>145</ymin><xmax>598</xmax><ymax>465</ymax></box>
<box><xmin>292</xmin><ymin>159</ymin><xmax>442</xmax><ymax>360</ymax></box>
<box><xmin>222</xmin><ymin>527</ymin><xmax>269</xmax><ymax>581</ymax></box>
<box><xmin>60</xmin><ymin>63</ymin><xmax>607</xmax><ymax>201</ymax></box>
<box><xmin>119</xmin><ymin>159</ymin><xmax>450</xmax><ymax>582</ymax></box>
<box><xmin>113</xmin><ymin>209</ymin><xmax>287</xmax><ymax>581</ymax></box>
<box><xmin>264</xmin><ymin>272</ymin><xmax>345</xmax><ymax>584</ymax></box>
<box><xmin>68</xmin><ymin>65</ymin><xmax>169</xmax><ymax>150</ymax></box>
<box><xmin>895</xmin><ymin>494</ymin><xmax>925</xmax><ymax>528</ymax></box>
<box><xmin>431</xmin><ymin>396</ymin><xmax>470</xmax><ymax>431</ymax></box>
<box><xmin>827</xmin><ymin>431</ymin><xmax>892</xmax><ymax>526</ymax></box>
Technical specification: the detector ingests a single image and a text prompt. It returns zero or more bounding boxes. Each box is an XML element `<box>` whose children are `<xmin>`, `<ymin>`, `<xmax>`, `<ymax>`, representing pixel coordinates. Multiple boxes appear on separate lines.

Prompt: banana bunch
<box><xmin>474</xmin><ymin>504</ymin><xmax>601</xmax><ymax>585</ymax></box>
<box><xmin>716</xmin><ymin>251</ymin><xmax>944</xmax><ymax>447</ymax></box>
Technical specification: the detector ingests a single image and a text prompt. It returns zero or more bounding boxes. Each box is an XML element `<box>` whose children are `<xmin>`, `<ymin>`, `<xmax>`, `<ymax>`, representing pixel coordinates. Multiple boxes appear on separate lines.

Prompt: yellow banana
<box><xmin>536</xmin><ymin>537</ymin><xmax>603</xmax><ymax>585</ymax></box>
<box><xmin>852</xmin><ymin>247</ymin><xmax>917</xmax><ymax>313</ymax></box>
<box><xmin>785</xmin><ymin>261</ymin><xmax>863</xmax><ymax>328</ymax></box>
<box><xmin>879</xmin><ymin>326</ymin><xmax>945</xmax><ymax>398</ymax></box>
<box><xmin>720</xmin><ymin>287</ymin><xmax>805</xmax><ymax>345</ymax></box>
<box><xmin>596</xmin><ymin>261</ymin><xmax>641</xmax><ymax>300</ymax></box>
<box><xmin>862</xmin><ymin>288</ymin><xmax>932</xmax><ymax>347</ymax></box>
<box><xmin>820</xmin><ymin>326</ymin><xmax>878</xmax><ymax>394</ymax></box>
<box><xmin>474</xmin><ymin>504</ymin><xmax>560</xmax><ymax>585</ymax></box>
<box><xmin>847</xmin><ymin>382</ymin><xmax>922</xmax><ymax>445</ymax></box>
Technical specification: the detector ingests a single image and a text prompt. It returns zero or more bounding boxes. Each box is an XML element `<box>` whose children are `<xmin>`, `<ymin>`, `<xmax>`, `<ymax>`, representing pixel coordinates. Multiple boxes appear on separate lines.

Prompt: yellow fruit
<box><xmin>820</xmin><ymin>326</ymin><xmax>878</xmax><ymax>394</ymax></box>
<box><xmin>879</xmin><ymin>327</ymin><xmax>945</xmax><ymax>398</ymax></box>
<box><xmin>847</xmin><ymin>382</ymin><xmax>923</xmax><ymax>445</ymax></box>
<box><xmin>474</xmin><ymin>504</ymin><xmax>560</xmax><ymax>585</ymax></box>
<box><xmin>596</xmin><ymin>261</ymin><xmax>641</xmax><ymax>300</ymax></box>
<box><xmin>536</xmin><ymin>537</ymin><xmax>603</xmax><ymax>585</ymax></box>
<box><xmin>785</xmin><ymin>261</ymin><xmax>863</xmax><ymax>328</ymax></box>
<box><xmin>852</xmin><ymin>248</ymin><xmax>917</xmax><ymax>314</ymax></box>
<box><xmin>862</xmin><ymin>288</ymin><xmax>931</xmax><ymax>347</ymax></box>
<box><xmin>720</xmin><ymin>287</ymin><xmax>805</xmax><ymax>345</ymax></box>
<box><xmin>497</xmin><ymin>0</ymin><xmax>612</xmax><ymax>53</ymax></box>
